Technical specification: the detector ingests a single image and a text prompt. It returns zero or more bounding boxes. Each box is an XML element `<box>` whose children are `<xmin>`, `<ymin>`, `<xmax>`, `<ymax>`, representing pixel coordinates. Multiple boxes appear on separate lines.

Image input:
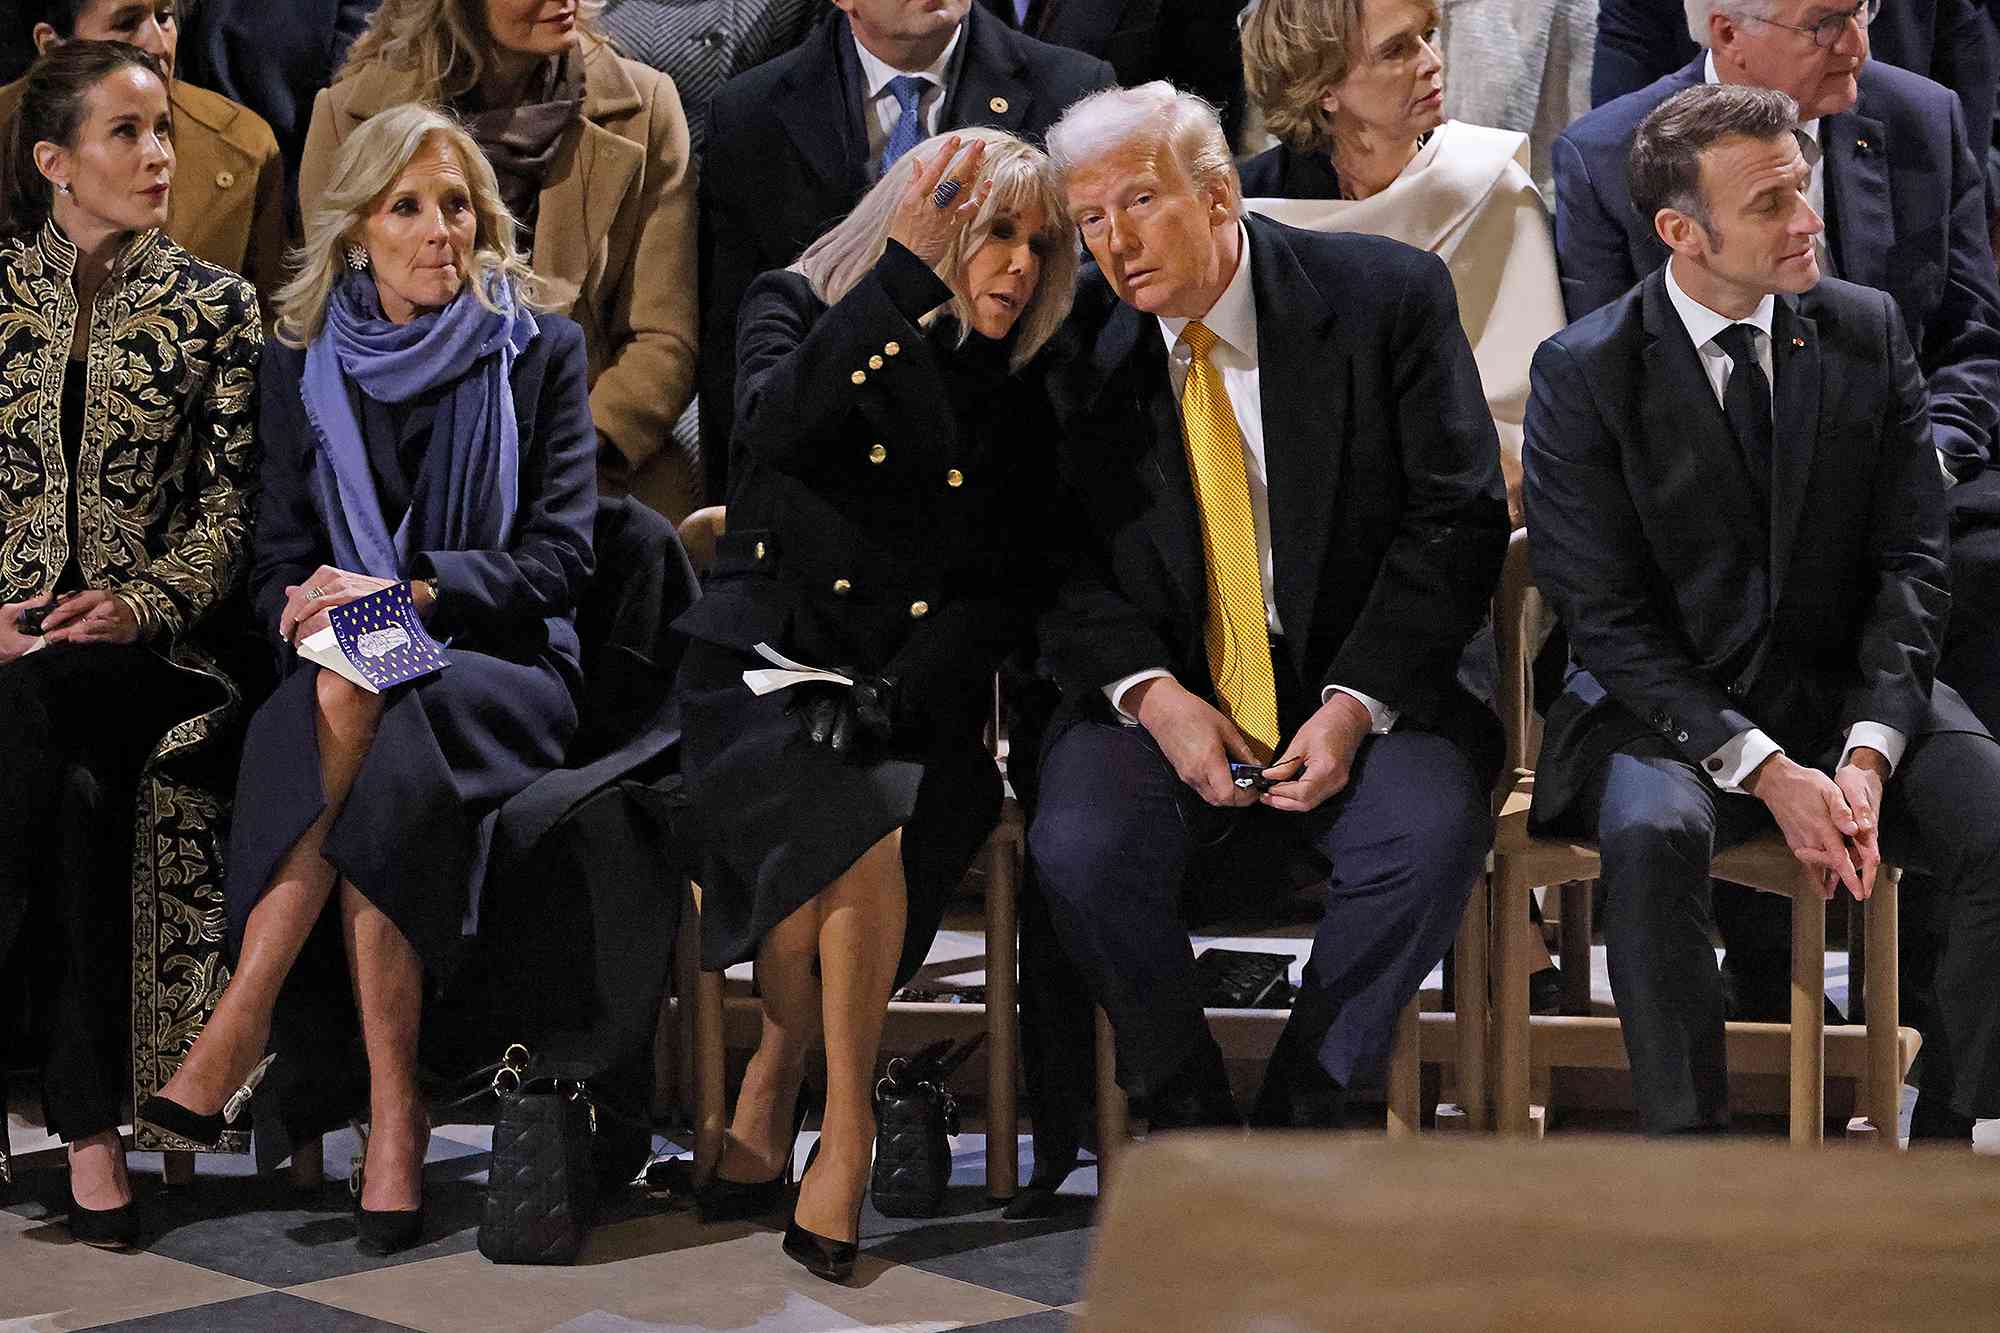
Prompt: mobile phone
<box><xmin>1229</xmin><ymin>759</ymin><xmax>1306</xmax><ymax>790</ymax></box>
<box><xmin>15</xmin><ymin>598</ymin><xmax>55</xmax><ymax>635</ymax></box>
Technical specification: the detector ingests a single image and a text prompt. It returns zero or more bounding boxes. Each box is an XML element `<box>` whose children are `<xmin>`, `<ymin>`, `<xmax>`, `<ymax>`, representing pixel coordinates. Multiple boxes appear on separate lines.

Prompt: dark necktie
<box><xmin>1712</xmin><ymin>322</ymin><xmax>1773</xmax><ymax>511</ymax></box>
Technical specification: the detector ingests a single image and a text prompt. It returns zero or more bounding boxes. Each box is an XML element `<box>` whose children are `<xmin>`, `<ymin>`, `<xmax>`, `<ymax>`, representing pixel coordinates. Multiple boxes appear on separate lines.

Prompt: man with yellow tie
<box><xmin>1030</xmin><ymin>83</ymin><xmax>1511</xmax><ymax>1130</ymax></box>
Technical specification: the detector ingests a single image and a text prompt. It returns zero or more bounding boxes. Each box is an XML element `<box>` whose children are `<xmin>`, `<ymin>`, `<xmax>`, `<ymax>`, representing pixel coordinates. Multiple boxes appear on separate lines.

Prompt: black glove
<box><xmin>789</xmin><ymin>670</ymin><xmax>904</xmax><ymax>755</ymax></box>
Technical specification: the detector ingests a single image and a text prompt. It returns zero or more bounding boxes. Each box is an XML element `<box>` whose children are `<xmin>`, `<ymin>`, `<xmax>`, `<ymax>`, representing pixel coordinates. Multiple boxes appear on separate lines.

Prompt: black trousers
<box><xmin>1029</xmin><ymin>720</ymin><xmax>1489</xmax><ymax>1100</ymax></box>
<box><xmin>0</xmin><ymin>645</ymin><xmax>173</xmax><ymax>1142</ymax></box>
<box><xmin>1580</xmin><ymin>729</ymin><xmax>2000</xmax><ymax>1134</ymax></box>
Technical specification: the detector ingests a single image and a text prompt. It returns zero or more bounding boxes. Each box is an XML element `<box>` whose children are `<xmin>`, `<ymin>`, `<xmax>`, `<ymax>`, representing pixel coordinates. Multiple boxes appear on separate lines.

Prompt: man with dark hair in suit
<box><xmin>1592</xmin><ymin>0</ymin><xmax>1994</xmax><ymax>144</ymax></box>
<box><xmin>1526</xmin><ymin>82</ymin><xmax>2000</xmax><ymax>1140</ymax></box>
<box><xmin>1031</xmin><ymin>82</ymin><xmax>1507</xmax><ymax>1130</ymax></box>
<box><xmin>1554</xmin><ymin>0</ymin><xmax>2000</xmax><ymax>1026</ymax></box>
<box><xmin>697</xmin><ymin>1</ymin><xmax>1112</xmax><ymax>504</ymax></box>
<box><xmin>973</xmin><ymin>0</ymin><xmax>1249</xmax><ymax>146</ymax></box>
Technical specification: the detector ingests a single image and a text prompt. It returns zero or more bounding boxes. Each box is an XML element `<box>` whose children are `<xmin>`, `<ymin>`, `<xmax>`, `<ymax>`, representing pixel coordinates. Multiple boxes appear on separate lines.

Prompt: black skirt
<box><xmin>677</xmin><ymin>639</ymin><xmax>1000</xmax><ymax>987</ymax></box>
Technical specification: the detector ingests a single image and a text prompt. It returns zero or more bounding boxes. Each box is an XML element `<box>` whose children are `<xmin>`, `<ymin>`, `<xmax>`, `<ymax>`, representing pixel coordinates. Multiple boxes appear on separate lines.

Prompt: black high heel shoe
<box><xmin>695</xmin><ymin>1087</ymin><xmax>813</xmax><ymax>1223</ymax></box>
<box><xmin>136</xmin><ymin>1053</ymin><xmax>275</xmax><ymax>1152</ymax></box>
<box><xmin>67</xmin><ymin>1194</ymin><xmax>140</xmax><ymax>1249</ymax></box>
<box><xmin>349</xmin><ymin>1123</ymin><xmax>426</xmax><ymax>1257</ymax></box>
<box><xmin>782</xmin><ymin>1151</ymin><xmax>864</xmax><ymax>1284</ymax></box>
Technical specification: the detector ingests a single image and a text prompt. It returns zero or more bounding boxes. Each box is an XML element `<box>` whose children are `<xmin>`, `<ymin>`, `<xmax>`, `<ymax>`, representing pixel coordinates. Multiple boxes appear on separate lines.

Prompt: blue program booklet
<box><xmin>298</xmin><ymin>581</ymin><xmax>449</xmax><ymax>693</ymax></box>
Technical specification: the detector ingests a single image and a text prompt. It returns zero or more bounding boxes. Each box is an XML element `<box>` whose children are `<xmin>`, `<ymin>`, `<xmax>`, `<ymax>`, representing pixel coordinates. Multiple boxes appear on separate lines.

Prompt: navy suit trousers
<box><xmin>1028</xmin><ymin>720</ymin><xmax>1489</xmax><ymax>1101</ymax></box>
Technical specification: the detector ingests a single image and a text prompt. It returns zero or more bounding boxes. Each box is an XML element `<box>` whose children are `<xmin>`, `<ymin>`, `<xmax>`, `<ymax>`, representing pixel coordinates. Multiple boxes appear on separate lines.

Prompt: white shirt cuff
<box><xmin>1321</xmin><ymin>685</ymin><xmax>1398</xmax><ymax>734</ymax></box>
<box><xmin>1705</xmin><ymin>727</ymin><xmax>1783</xmax><ymax>793</ymax></box>
<box><xmin>1840</xmin><ymin>722</ymin><xmax>1907</xmax><ymax>777</ymax></box>
<box><xmin>1939</xmin><ymin>448</ymin><xmax>1957</xmax><ymax>487</ymax></box>
<box><xmin>1106</xmin><ymin>668</ymin><xmax>1174</xmax><ymax>724</ymax></box>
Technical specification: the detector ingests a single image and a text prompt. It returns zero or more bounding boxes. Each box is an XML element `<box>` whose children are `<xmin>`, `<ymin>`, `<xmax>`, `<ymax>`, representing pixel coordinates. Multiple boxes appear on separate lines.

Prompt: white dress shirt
<box><xmin>1105</xmin><ymin>225</ymin><xmax>1396</xmax><ymax>735</ymax></box>
<box><xmin>852</xmin><ymin>25</ymin><xmax>963</xmax><ymax>165</ymax></box>
<box><xmin>1663</xmin><ymin>260</ymin><xmax>1907</xmax><ymax>791</ymax></box>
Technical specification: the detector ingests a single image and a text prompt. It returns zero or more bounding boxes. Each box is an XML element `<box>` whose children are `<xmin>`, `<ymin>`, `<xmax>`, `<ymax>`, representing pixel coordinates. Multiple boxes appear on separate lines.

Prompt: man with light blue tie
<box><xmin>698</xmin><ymin>0</ymin><xmax>1113</xmax><ymax>505</ymax></box>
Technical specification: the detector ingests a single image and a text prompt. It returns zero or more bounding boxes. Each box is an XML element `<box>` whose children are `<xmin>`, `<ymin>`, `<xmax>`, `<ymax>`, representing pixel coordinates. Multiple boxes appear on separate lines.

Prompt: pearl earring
<box><xmin>56</xmin><ymin>182</ymin><xmax>71</xmax><ymax>196</ymax></box>
<box><xmin>343</xmin><ymin>243</ymin><xmax>370</xmax><ymax>272</ymax></box>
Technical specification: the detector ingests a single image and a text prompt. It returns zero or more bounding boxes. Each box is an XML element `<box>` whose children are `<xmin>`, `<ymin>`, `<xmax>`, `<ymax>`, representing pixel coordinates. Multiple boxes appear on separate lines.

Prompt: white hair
<box><xmin>1045</xmin><ymin>82</ymin><xmax>1240</xmax><ymax>217</ymax></box>
<box><xmin>1685</xmin><ymin>0</ymin><xmax>1781</xmax><ymax>47</ymax></box>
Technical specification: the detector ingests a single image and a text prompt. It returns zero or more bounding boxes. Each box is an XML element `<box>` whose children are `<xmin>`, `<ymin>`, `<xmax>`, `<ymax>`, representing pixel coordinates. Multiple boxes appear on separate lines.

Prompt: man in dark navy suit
<box><xmin>1591</xmin><ymin>0</ymin><xmax>1994</xmax><ymax>144</ymax></box>
<box><xmin>697</xmin><ymin>1</ymin><xmax>1112</xmax><ymax>504</ymax></box>
<box><xmin>1554</xmin><ymin>0</ymin><xmax>2000</xmax><ymax>1023</ymax></box>
<box><xmin>1526</xmin><ymin>84</ymin><xmax>2000</xmax><ymax>1139</ymax></box>
<box><xmin>1030</xmin><ymin>83</ymin><xmax>1507</xmax><ymax>1130</ymax></box>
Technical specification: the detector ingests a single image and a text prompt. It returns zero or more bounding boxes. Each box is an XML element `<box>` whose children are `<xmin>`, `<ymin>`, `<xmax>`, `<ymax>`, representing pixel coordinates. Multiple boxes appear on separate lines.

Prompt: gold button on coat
<box><xmin>989</xmin><ymin>96</ymin><xmax>1009</xmax><ymax>114</ymax></box>
<box><xmin>868</xmin><ymin>355</ymin><xmax>884</xmax><ymax>370</ymax></box>
<box><xmin>910</xmin><ymin>600</ymin><xmax>930</xmax><ymax>618</ymax></box>
<box><xmin>833</xmin><ymin>578</ymin><xmax>852</xmax><ymax>595</ymax></box>
<box><xmin>850</xmin><ymin>370</ymin><xmax>867</xmax><ymax>385</ymax></box>
<box><xmin>946</xmin><ymin>469</ymin><xmax>964</xmax><ymax>487</ymax></box>
<box><xmin>215</xmin><ymin>170</ymin><xmax>236</xmax><ymax>190</ymax></box>
<box><xmin>753</xmin><ymin>540</ymin><xmax>766</xmax><ymax>559</ymax></box>
<box><xmin>884</xmin><ymin>341</ymin><xmax>901</xmax><ymax>356</ymax></box>
<box><xmin>868</xmin><ymin>443</ymin><xmax>888</xmax><ymax>464</ymax></box>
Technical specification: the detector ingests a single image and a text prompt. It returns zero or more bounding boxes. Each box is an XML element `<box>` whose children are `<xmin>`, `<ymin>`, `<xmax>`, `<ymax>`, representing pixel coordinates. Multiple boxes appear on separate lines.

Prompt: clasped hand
<box><xmin>278</xmin><ymin>566</ymin><xmax>400</xmax><ymax>647</ymax></box>
<box><xmin>1131</xmin><ymin>677</ymin><xmax>1370</xmax><ymax>812</ymax></box>
<box><xmin>0</xmin><ymin>591</ymin><xmax>140</xmax><ymax>662</ymax></box>
<box><xmin>1746</xmin><ymin>750</ymin><xmax>1886</xmax><ymax>901</ymax></box>
<box><xmin>789</xmin><ymin>672</ymin><xmax>903</xmax><ymax>755</ymax></box>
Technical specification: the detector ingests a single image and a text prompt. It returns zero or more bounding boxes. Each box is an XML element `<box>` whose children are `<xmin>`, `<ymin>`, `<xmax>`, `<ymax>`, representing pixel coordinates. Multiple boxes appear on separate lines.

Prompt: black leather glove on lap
<box><xmin>788</xmin><ymin>670</ymin><xmax>904</xmax><ymax>755</ymax></box>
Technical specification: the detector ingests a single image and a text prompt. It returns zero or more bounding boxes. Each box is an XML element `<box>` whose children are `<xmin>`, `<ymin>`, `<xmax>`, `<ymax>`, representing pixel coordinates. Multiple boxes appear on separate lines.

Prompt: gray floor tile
<box><xmin>953</xmin><ymin>1313</ymin><xmax>1075</xmax><ymax>1333</ymax></box>
<box><xmin>84</xmin><ymin>1290</ymin><xmax>423</xmax><ymax>1331</ymax></box>
<box><xmin>890</xmin><ymin>1220</ymin><xmax>1096</xmax><ymax>1309</ymax></box>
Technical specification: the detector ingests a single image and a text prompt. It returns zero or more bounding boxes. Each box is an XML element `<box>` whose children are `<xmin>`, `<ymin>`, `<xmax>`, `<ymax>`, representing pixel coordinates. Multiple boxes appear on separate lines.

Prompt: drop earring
<box><xmin>344</xmin><ymin>243</ymin><xmax>370</xmax><ymax>272</ymax></box>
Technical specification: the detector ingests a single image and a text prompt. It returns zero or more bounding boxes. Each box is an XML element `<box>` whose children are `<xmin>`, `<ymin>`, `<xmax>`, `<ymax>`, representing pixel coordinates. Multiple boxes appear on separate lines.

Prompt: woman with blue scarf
<box><xmin>139</xmin><ymin>103</ymin><xmax>597</xmax><ymax>1256</ymax></box>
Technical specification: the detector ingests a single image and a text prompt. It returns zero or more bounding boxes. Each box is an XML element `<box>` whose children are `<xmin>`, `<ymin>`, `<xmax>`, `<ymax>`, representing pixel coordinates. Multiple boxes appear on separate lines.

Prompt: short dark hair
<box><xmin>1628</xmin><ymin>83</ymin><xmax>1799</xmax><ymax>241</ymax></box>
<box><xmin>0</xmin><ymin>39</ymin><xmax>165</xmax><ymax>236</ymax></box>
<box><xmin>26</xmin><ymin>2</ymin><xmax>96</xmax><ymax>38</ymax></box>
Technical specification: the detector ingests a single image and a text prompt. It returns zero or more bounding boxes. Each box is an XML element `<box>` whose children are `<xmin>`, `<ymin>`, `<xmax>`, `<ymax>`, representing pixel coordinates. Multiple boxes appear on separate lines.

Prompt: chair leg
<box><xmin>161</xmin><ymin>1150</ymin><xmax>194</xmax><ymax>1188</ymax></box>
<box><xmin>687</xmin><ymin>881</ymin><xmax>729</xmax><ymax>1189</ymax></box>
<box><xmin>1846</xmin><ymin>893</ymin><xmax>1867</xmax><ymax>1026</ymax></box>
<box><xmin>984</xmin><ymin>824</ymin><xmax>1020</xmax><ymax>1200</ymax></box>
<box><xmin>1559</xmin><ymin>879</ymin><xmax>1594</xmax><ymax>1015</ymax></box>
<box><xmin>1454</xmin><ymin>873</ymin><xmax>1489</xmax><ymax>1131</ymax></box>
<box><xmin>1385</xmin><ymin>996</ymin><xmax>1421</xmax><ymax>1138</ymax></box>
<box><xmin>1865</xmin><ymin>870</ymin><xmax>1902</xmax><ymax>1150</ymax></box>
<box><xmin>1093</xmin><ymin>1006</ymin><xmax>1125</xmax><ymax>1184</ymax></box>
<box><xmin>1493</xmin><ymin>865</ymin><xmax>1534</xmax><ymax>1136</ymax></box>
<box><xmin>1790</xmin><ymin>887</ymin><xmax>1827</xmax><ymax>1145</ymax></box>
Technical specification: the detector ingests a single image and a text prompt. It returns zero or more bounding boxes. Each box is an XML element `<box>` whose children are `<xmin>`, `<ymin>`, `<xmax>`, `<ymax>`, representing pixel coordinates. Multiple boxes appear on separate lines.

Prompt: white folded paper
<box><xmin>299</xmin><ymin>625</ymin><xmax>381</xmax><ymax>693</ymax></box>
<box><xmin>742</xmin><ymin>641</ymin><xmax>854</xmax><ymax>696</ymax></box>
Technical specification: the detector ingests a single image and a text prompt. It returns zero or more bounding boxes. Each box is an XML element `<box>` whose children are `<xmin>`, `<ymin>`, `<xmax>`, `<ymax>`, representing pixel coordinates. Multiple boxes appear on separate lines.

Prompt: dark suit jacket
<box><xmin>177</xmin><ymin>0</ymin><xmax>380</xmax><ymax>227</ymax></box>
<box><xmin>978</xmin><ymin>0</ymin><xmax>1248</xmax><ymax>145</ymax></box>
<box><xmin>673</xmin><ymin>243</ymin><xmax>1060</xmax><ymax>738</ymax></box>
<box><xmin>1590</xmin><ymin>0</ymin><xmax>1996</xmax><ymax>147</ymax></box>
<box><xmin>1553</xmin><ymin>56</ymin><xmax>2000</xmax><ymax>478</ymax></box>
<box><xmin>1041</xmin><ymin>214</ymin><xmax>1510</xmax><ymax>775</ymax></box>
<box><xmin>1522</xmin><ymin>268</ymin><xmax>1982</xmax><ymax>828</ymax></box>
<box><xmin>1235</xmin><ymin>142</ymin><xmax>1343</xmax><ymax>199</ymax></box>
<box><xmin>697</xmin><ymin>6</ymin><xmax>1113</xmax><ymax>504</ymax></box>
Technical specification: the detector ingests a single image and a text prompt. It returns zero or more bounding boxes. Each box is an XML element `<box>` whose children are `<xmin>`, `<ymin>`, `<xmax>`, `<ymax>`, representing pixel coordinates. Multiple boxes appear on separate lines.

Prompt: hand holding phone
<box><xmin>1230</xmin><ymin>758</ymin><xmax>1307</xmax><ymax>791</ymax></box>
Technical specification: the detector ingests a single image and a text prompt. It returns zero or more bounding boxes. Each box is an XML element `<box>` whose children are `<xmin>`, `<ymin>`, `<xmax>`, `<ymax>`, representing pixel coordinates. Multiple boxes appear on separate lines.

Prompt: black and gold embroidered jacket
<box><xmin>0</xmin><ymin>221</ymin><xmax>263</xmax><ymax>641</ymax></box>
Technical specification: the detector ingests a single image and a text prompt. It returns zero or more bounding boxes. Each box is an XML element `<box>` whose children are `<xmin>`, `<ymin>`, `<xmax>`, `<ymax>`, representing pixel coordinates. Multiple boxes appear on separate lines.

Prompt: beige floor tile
<box><xmin>0</xmin><ymin>1208</ymin><xmax>267</xmax><ymax>1331</ymax></box>
<box><xmin>292</xmin><ymin>1214</ymin><xmax>1047</xmax><ymax>1333</ymax></box>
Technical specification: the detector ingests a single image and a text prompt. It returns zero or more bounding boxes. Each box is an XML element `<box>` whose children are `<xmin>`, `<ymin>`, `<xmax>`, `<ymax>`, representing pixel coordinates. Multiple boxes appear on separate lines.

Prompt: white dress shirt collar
<box><xmin>1664</xmin><ymin>258</ymin><xmax>1775</xmax><ymax>354</ymax></box>
<box><xmin>1155</xmin><ymin>223</ymin><xmax>1259</xmax><ymax>362</ymax></box>
<box><xmin>853</xmin><ymin>23</ymin><xmax>962</xmax><ymax>102</ymax></box>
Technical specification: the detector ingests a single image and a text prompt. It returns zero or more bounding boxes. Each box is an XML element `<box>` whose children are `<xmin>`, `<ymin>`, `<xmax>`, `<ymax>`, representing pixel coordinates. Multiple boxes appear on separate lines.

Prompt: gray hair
<box><xmin>275</xmin><ymin>102</ymin><xmax>545</xmax><ymax>347</ymax></box>
<box><xmin>1685</xmin><ymin>0</ymin><xmax>1780</xmax><ymax>47</ymax></box>
<box><xmin>1045</xmin><ymin>82</ymin><xmax>1241</xmax><ymax>218</ymax></box>
<box><xmin>792</xmin><ymin>128</ymin><xmax>1077</xmax><ymax>370</ymax></box>
<box><xmin>1629</xmin><ymin>83</ymin><xmax>1799</xmax><ymax>241</ymax></box>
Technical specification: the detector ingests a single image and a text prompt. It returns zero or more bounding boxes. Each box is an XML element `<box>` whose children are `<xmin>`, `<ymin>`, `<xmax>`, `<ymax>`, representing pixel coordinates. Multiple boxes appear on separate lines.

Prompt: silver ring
<box><xmin>305</xmin><ymin>586</ymin><xmax>326</xmax><ymax>601</ymax></box>
<box><xmin>931</xmin><ymin>178</ymin><xmax>962</xmax><ymax>209</ymax></box>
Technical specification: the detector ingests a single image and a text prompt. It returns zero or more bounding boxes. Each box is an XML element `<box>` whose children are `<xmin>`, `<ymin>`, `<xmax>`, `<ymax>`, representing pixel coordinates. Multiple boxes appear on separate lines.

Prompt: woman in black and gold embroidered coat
<box><xmin>0</xmin><ymin>41</ymin><xmax>262</xmax><ymax>1248</ymax></box>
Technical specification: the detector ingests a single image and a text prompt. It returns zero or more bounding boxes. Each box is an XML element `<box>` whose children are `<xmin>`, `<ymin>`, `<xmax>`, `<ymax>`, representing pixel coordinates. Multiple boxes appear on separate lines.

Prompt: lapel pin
<box><xmin>1792</xmin><ymin>337</ymin><xmax>1806</xmax><ymax>347</ymax></box>
<box><xmin>989</xmin><ymin>96</ymin><xmax>1010</xmax><ymax>114</ymax></box>
<box><xmin>1855</xmin><ymin>137</ymin><xmax>1871</xmax><ymax>153</ymax></box>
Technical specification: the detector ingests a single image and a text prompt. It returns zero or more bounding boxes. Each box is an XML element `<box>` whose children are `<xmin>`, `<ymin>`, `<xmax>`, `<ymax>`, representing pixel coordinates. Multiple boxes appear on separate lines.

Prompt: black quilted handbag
<box><xmin>478</xmin><ymin>1044</ymin><xmax>600</xmax><ymax>1265</ymax></box>
<box><xmin>870</xmin><ymin>1035</ymin><xmax>985</xmax><ymax>1218</ymax></box>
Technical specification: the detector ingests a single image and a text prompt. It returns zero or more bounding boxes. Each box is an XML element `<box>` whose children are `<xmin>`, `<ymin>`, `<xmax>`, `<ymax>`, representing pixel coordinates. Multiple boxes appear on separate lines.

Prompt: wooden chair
<box><xmin>1488</xmin><ymin>529</ymin><xmax>1905</xmax><ymax>1144</ymax></box>
<box><xmin>672</xmin><ymin>506</ymin><xmax>1025</xmax><ymax>1199</ymax></box>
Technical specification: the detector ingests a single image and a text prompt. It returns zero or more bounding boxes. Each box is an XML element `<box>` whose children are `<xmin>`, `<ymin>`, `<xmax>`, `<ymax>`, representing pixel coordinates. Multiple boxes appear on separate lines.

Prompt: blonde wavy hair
<box><xmin>1241</xmin><ymin>0</ymin><xmax>1375</xmax><ymax>155</ymax></box>
<box><xmin>275</xmin><ymin>103</ymin><xmax>546</xmax><ymax>347</ymax></box>
<box><xmin>793</xmin><ymin>129</ymin><xmax>1077</xmax><ymax>370</ymax></box>
<box><xmin>337</xmin><ymin>0</ymin><xmax>606</xmax><ymax>102</ymax></box>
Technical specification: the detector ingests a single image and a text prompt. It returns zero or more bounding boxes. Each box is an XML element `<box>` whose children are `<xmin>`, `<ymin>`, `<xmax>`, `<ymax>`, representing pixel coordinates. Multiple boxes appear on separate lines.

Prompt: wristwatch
<box><xmin>416</xmin><ymin>577</ymin><xmax>441</xmax><ymax>610</ymax></box>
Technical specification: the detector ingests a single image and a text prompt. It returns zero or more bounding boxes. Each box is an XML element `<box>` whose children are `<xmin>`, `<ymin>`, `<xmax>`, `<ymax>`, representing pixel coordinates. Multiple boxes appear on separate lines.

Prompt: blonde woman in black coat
<box><xmin>672</xmin><ymin>127</ymin><xmax>1074</xmax><ymax>1282</ymax></box>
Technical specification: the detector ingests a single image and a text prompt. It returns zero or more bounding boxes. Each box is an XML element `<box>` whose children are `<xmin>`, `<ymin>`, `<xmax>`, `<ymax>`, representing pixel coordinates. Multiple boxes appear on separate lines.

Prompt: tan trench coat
<box><xmin>299</xmin><ymin>34</ymin><xmax>700</xmax><ymax>519</ymax></box>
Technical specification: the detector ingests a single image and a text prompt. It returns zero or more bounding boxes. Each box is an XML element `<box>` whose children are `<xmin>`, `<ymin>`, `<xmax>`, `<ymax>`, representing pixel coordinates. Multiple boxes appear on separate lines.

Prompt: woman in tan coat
<box><xmin>302</xmin><ymin>0</ymin><xmax>699</xmax><ymax>520</ymax></box>
<box><xmin>1</xmin><ymin>0</ymin><xmax>287</xmax><ymax>316</ymax></box>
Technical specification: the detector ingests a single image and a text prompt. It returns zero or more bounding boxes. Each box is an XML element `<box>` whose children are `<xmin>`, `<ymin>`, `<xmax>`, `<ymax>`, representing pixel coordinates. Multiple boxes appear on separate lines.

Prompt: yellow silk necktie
<box><xmin>1175</xmin><ymin>320</ymin><xmax>1280</xmax><ymax>759</ymax></box>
